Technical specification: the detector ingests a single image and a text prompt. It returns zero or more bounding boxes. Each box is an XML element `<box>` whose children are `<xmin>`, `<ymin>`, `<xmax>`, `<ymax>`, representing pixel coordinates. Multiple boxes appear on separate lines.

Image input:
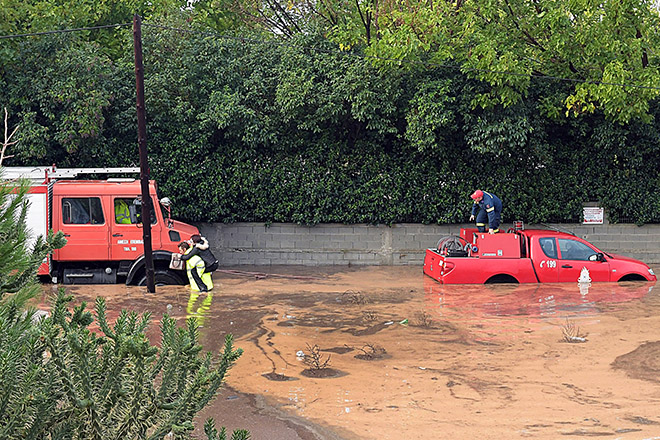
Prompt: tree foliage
<box><xmin>0</xmin><ymin>173</ymin><xmax>66</xmax><ymax>301</ymax></box>
<box><xmin>0</xmin><ymin>10</ymin><xmax>659</xmax><ymax>225</ymax></box>
<box><xmin>333</xmin><ymin>0</ymin><xmax>660</xmax><ymax>123</ymax></box>
<box><xmin>0</xmin><ymin>289</ymin><xmax>247</xmax><ymax>440</ymax></box>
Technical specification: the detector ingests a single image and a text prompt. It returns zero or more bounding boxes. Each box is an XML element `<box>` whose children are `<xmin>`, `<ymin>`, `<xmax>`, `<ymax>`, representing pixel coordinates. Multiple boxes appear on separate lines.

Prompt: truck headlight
<box><xmin>649</xmin><ymin>268</ymin><xmax>656</xmax><ymax>276</ymax></box>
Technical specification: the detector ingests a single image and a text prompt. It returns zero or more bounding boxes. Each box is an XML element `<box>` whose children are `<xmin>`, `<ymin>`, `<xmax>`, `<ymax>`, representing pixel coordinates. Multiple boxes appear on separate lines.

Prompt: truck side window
<box><xmin>114</xmin><ymin>198</ymin><xmax>138</xmax><ymax>224</ymax></box>
<box><xmin>131</xmin><ymin>197</ymin><xmax>158</xmax><ymax>225</ymax></box>
<box><xmin>539</xmin><ymin>238</ymin><xmax>557</xmax><ymax>259</ymax></box>
<box><xmin>62</xmin><ymin>198</ymin><xmax>104</xmax><ymax>225</ymax></box>
<box><xmin>558</xmin><ymin>239</ymin><xmax>594</xmax><ymax>261</ymax></box>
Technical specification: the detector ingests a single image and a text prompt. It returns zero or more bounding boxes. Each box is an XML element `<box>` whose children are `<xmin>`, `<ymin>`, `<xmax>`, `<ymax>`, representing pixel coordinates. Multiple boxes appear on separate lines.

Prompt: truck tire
<box><xmin>137</xmin><ymin>269</ymin><xmax>186</xmax><ymax>286</ymax></box>
<box><xmin>618</xmin><ymin>274</ymin><xmax>647</xmax><ymax>282</ymax></box>
<box><xmin>485</xmin><ymin>274</ymin><xmax>519</xmax><ymax>284</ymax></box>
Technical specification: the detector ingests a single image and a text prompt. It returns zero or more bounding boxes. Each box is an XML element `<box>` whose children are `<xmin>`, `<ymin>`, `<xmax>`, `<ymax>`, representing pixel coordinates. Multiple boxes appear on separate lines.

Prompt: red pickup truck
<box><xmin>424</xmin><ymin>227</ymin><xmax>657</xmax><ymax>284</ymax></box>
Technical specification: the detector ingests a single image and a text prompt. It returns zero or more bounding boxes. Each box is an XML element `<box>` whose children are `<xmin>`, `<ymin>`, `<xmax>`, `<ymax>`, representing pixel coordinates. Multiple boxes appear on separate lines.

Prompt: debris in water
<box><xmin>561</xmin><ymin>318</ymin><xmax>588</xmax><ymax>343</ymax></box>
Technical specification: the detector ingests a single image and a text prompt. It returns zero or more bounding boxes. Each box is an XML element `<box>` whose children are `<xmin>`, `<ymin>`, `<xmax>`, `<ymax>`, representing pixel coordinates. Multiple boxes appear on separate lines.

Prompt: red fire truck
<box><xmin>424</xmin><ymin>225</ymin><xmax>657</xmax><ymax>284</ymax></box>
<box><xmin>7</xmin><ymin>166</ymin><xmax>197</xmax><ymax>285</ymax></box>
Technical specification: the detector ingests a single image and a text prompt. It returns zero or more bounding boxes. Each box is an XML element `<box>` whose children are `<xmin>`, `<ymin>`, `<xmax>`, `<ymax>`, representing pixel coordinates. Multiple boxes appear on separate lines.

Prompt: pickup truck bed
<box><xmin>424</xmin><ymin>249</ymin><xmax>539</xmax><ymax>284</ymax></box>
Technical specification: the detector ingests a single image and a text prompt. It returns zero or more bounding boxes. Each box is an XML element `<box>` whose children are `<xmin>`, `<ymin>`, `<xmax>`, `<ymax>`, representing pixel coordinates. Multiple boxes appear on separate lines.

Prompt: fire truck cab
<box><xmin>6</xmin><ymin>166</ymin><xmax>198</xmax><ymax>285</ymax></box>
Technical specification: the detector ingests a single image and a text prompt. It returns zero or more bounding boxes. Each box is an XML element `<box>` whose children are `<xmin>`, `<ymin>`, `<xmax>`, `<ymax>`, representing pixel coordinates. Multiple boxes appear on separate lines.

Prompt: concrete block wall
<box><xmin>198</xmin><ymin>222</ymin><xmax>660</xmax><ymax>266</ymax></box>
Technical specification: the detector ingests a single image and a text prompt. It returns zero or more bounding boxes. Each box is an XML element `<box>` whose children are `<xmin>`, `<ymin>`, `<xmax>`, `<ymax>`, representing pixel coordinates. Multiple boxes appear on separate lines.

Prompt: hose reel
<box><xmin>436</xmin><ymin>236</ymin><xmax>470</xmax><ymax>257</ymax></box>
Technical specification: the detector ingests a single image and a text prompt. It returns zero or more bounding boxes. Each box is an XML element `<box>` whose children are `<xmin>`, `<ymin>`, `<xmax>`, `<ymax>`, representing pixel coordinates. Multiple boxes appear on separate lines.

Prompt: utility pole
<box><xmin>133</xmin><ymin>14</ymin><xmax>155</xmax><ymax>293</ymax></box>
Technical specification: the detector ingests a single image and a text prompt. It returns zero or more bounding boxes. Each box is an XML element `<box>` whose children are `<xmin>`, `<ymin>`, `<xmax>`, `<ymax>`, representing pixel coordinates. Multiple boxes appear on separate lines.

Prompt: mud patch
<box><xmin>353</xmin><ymin>344</ymin><xmax>387</xmax><ymax>360</ymax></box>
<box><xmin>611</xmin><ymin>341</ymin><xmax>660</xmax><ymax>383</ymax></box>
<box><xmin>261</xmin><ymin>372</ymin><xmax>297</xmax><ymax>381</ymax></box>
<box><xmin>300</xmin><ymin>368</ymin><xmax>347</xmax><ymax>378</ymax></box>
<box><xmin>560</xmin><ymin>430</ymin><xmax>614</xmax><ymax>436</ymax></box>
<box><xmin>343</xmin><ymin>322</ymin><xmax>393</xmax><ymax>336</ymax></box>
<box><xmin>322</xmin><ymin>346</ymin><xmax>354</xmax><ymax>354</ymax></box>
<box><xmin>625</xmin><ymin>416</ymin><xmax>660</xmax><ymax>425</ymax></box>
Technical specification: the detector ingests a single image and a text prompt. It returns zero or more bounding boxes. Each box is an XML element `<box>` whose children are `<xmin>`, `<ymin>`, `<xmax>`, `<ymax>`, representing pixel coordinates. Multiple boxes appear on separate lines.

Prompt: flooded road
<box><xmin>41</xmin><ymin>265</ymin><xmax>660</xmax><ymax>439</ymax></box>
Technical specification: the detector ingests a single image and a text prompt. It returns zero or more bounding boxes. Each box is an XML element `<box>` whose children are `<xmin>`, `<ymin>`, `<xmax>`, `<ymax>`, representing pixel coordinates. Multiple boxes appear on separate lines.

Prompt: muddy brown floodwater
<box><xmin>40</xmin><ymin>264</ymin><xmax>660</xmax><ymax>439</ymax></box>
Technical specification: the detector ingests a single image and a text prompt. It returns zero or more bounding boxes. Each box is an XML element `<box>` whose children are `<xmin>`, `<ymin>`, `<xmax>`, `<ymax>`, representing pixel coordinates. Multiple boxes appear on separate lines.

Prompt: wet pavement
<box><xmin>40</xmin><ymin>264</ymin><xmax>660</xmax><ymax>439</ymax></box>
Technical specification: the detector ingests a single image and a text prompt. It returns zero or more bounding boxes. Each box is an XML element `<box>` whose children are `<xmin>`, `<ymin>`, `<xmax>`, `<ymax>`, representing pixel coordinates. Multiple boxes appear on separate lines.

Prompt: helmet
<box><xmin>470</xmin><ymin>190</ymin><xmax>483</xmax><ymax>200</ymax></box>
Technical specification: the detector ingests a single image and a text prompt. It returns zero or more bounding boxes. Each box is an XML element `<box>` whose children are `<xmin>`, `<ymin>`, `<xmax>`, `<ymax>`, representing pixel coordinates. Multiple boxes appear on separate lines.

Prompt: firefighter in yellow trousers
<box><xmin>178</xmin><ymin>242</ymin><xmax>213</xmax><ymax>292</ymax></box>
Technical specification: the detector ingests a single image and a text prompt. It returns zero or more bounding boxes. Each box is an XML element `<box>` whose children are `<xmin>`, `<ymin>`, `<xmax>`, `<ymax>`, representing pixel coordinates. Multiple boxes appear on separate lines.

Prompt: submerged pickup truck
<box><xmin>424</xmin><ymin>227</ymin><xmax>657</xmax><ymax>284</ymax></box>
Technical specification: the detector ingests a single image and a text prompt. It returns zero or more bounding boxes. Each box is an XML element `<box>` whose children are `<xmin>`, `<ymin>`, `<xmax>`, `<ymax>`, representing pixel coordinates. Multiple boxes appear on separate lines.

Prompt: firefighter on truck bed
<box><xmin>469</xmin><ymin>190</ymin><xmax>503</xmax><ymax>234</ymax></box>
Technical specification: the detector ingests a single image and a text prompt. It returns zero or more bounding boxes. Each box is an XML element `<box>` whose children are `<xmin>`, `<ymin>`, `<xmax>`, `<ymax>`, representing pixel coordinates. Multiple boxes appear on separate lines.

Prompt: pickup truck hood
<box><xmin>607</xmin><ymin>253</ymin><xmax>649</xmax><ymax>266</ymax></box>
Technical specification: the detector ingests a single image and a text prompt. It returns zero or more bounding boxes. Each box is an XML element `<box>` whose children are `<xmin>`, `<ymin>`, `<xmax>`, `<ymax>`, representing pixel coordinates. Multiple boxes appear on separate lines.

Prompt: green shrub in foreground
<box><xmin>0</xmin><ymin>288</ymin><xmax>248</xmax><ymax>440</ymax></box>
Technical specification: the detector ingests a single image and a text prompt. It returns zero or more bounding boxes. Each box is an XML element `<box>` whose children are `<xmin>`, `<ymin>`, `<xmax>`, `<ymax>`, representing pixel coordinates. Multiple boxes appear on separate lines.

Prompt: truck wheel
<box><xmin>485</xmin><ymin>274</ymin><xmax>519</xmax><ymax>284</ymax></box>
<box><xmin>618</xmin><ymin>274</ymin><xmax>647</xmax><ymax>282</ymax></box>
<box><xmin>137</xmin><ymin>270</ymin><xmax>185</xmax><ymax>286</ymax></box>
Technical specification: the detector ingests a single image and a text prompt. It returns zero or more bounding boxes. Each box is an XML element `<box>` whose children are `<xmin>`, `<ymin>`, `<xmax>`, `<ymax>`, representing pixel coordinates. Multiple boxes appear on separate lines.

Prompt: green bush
<box><xmin>3</xmin><ymin>28</ymin><xmax>659</xmax><ymax>225</ymax></box>
<box><xmin>0</xmin><ymin>290</ymin><xmax>247</xmax><ymax>440</ymax></box>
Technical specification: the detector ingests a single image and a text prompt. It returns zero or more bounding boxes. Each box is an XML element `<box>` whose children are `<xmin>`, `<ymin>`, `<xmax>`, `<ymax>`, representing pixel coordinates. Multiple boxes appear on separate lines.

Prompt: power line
<box><xmin>1</xmin><ymin>21</ymin><xmax>659</xmax><ymax>92</ymax></box>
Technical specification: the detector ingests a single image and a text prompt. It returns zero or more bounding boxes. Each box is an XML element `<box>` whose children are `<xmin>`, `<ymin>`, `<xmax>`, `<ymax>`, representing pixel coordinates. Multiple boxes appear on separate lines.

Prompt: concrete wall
<box><xmin>198</xmin><ymin>222</ymin><xmax>660</xmax><ymax>266</ymax></box>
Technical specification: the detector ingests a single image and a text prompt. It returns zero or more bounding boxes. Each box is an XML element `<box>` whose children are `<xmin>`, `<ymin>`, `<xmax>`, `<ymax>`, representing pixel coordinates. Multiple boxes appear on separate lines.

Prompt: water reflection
<box><xmin>287</xmin><ymin>385</ymin><xmax>307</xmax><ymax>414</ymax></box>
<box><xmin>337</xmin><ymin>389</ymin><xmax>352</xmax><ymax>415</ymax></box>
<box><xmin>424</xmin><ymin>278</ymin><xmax>656</xmax><ymax>319</ymax></box>
<box><xmin>186</xmin><ymin>292</ymin><xmax>213</xmax><ymax>328</ymax></box>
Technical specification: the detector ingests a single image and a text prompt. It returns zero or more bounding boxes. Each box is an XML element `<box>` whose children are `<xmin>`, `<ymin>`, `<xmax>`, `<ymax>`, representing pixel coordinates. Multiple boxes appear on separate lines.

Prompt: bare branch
<box><xmin>1</xmin><ymin>107</ymin><xmax>19</xmax><ymax>167</ymax></box>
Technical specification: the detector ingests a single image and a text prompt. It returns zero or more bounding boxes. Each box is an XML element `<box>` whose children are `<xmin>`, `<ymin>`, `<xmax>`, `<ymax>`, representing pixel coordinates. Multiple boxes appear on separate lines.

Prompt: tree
<box><xmin>0</xmin><ymin>176</ymin><xmax>249</xmax><ymax>440</ymax></box>
<box><xmin>0</xmin><ymin>289</ymin><xmax>248</xmax><ymax>440</ymax></box>
<box><xmin>0</xmin><ymin>105</ymin><xmax>67</xmax><ymax>299</ymax></box>
<box><xmin>0</xmin><ymin>107</ymin><xmax>18</xmax><ymax>166</ymax></box>
<box><xmin>333</xmin><ymin>0</ymin><xmax>660</xmax><ymax>123</ymax></box>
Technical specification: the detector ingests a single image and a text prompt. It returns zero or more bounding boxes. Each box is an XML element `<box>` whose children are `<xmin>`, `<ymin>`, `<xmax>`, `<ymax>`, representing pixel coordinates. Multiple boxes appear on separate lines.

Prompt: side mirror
<box><xmin>160</xmin><ymin>197</ymin><xmax>174</xmax><ymax>228</ymax></box>
<box><xmin>589</xmin><ymin>253</ymin><xmax>605</xmax><ymax>262</ymax></box>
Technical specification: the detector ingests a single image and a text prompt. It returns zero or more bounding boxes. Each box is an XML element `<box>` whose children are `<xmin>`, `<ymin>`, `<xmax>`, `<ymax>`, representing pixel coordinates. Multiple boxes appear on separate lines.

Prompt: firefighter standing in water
<box><xmin>180</xmin><ymin>234</ymin><xmax>219</xmax><ymax>274</ymax></box>
<box><xmin>469</xmin><ymin>190</ymin><xmax>503</xmax><ymax>234</ymax></box>
<box><xmin>178</xmin><ymin>241</ymin><xmax>213</xmax><ymax>292</ymax></box>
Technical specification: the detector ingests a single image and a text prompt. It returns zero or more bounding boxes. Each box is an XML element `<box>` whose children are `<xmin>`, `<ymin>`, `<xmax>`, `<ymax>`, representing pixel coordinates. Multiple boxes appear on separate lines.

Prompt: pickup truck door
<box><xmin>110</xmin><ymin>197</ymin><xmax>162</xmax><ymax>261</ymax></box>
<box><xmin>54</xmin><ymin>196</ymin><xmax>109</xmax><ymax>261</ymax></box>
<box><xmin>556</xmin><ymin>238</ymin><xmax>610</xmax><ymax>282</ymax></box>
<box><xmin>535</xmin><ymin>237</ymin><xmax>559</xmax><ymax>282</ymax></box>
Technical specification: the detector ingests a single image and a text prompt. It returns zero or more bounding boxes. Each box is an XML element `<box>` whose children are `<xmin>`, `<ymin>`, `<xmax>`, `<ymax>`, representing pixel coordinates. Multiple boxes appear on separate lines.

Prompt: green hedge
<box><xmin>3</xmin><ymin>26</ymin><xmax>659</xmax><ymax>225</ymax></box>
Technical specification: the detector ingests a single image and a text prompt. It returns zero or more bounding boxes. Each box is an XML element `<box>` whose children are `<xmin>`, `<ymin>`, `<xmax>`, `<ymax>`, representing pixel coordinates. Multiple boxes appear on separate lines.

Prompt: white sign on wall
<box><xmin>583</xmin><ymin>207</ymin><xmax>604</xmax><ymax>225</ymax></box>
